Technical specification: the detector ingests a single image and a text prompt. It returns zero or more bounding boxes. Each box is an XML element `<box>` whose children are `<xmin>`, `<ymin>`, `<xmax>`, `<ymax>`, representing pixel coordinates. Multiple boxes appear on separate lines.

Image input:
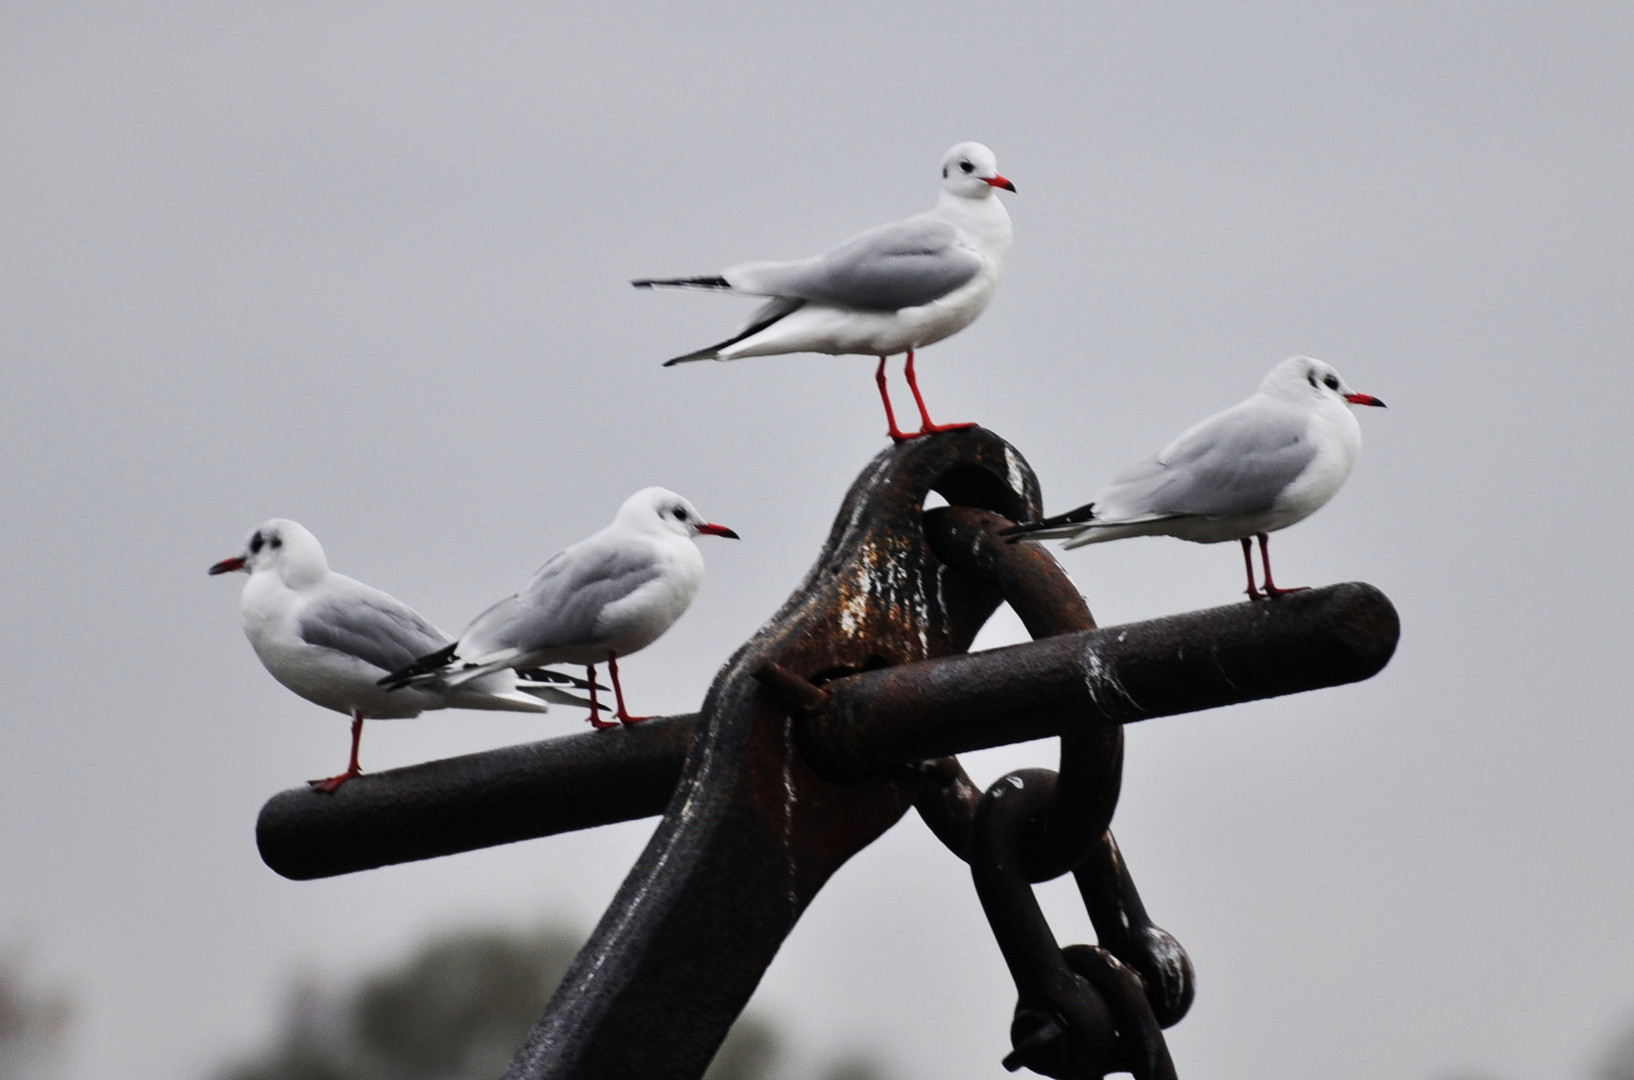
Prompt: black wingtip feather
<box><xmin>519</xmin><ymin>667</ymin><xmax>609</xmax><ymax>692</ymax></box>
<box><xmin>998</xmin><ymin>501</ymin><xmax>1098</xmax><ymax>543</ymax></box>
<box><xmin>631</xmin><ymin>276</ymin><xmax>731</xmax><ymax>290</ymax></box>
<box><xmin>378</xmin><ymin>642</ymin><xmax>459</xmax><ymax>690</ymax></box>
<box><xmin>660</xmin><ymin>296</ymin><xmax>807</xmax><ymax>367</ymax></box>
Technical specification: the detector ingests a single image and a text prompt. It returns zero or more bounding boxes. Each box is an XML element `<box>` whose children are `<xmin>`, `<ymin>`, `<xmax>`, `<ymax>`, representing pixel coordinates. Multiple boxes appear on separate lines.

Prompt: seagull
<box><xmin>1002</xmin><ymin>356</ymin><xmax>1386</xmax><ymax>599</ymax></box>
<box><xmin>380</xmin><ymin>487</ymin><xmax>739</xmax><ymax>729</ymax></box>
<box><xmin>210</xmin><ymin>519</ymin><xmax>596</xmax><ymax>792</ymax></box>
<box><xmin>634</xmin><ymin>141</ymin><xmax>1015</xmax><ymax>443</ymax></box>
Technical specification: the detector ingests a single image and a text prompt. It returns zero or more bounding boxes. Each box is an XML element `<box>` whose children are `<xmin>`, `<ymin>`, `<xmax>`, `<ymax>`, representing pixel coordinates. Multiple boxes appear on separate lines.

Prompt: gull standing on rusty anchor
<box><xmin>381</xmin><ymin>487</ymin><xmax>738</xmax><ymax>728</ymax></box>
<box><xmin>1003</xmin><ymin>356</ymin><xmax>1386</xmax><ymax>599</ymax></box>
<box><xmin>634</xmin><ymin>141</ymin><xmax>1015</xmax><ymax>443</ymax></box>
<box><xmin>210</xmin><ymin>519</ymin><xmax>596</xmax><ymax>792</ymax></box>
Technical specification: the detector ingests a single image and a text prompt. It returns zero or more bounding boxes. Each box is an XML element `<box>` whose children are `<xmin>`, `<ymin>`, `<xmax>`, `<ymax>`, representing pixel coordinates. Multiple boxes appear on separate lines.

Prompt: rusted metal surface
<box><xmin>250</xmin><ymin>426</ymin><xmax>1402</xmax><ymax>1080</ymax></box>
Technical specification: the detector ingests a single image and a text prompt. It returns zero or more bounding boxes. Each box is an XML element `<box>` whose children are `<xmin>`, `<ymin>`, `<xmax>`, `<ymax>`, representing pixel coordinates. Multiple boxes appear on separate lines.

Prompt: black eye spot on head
<box><xmin>959</xmin><ymin>160</ymin><xmax>975</xmax><ymax>173</ymax></box>
<box><xmin>672</xmin><ymin>507</ymin><xmax>688</xmax><ymax>521</ymax></box>
<box><xmin>248</xmin><ymin>532</ymin><xmax>265</xmax><ymax>554</ymax></box>
<box><xmin>1323</xmin><ymin>374</ymin><xmax>1340</xmax><ymax>391</ymax></box>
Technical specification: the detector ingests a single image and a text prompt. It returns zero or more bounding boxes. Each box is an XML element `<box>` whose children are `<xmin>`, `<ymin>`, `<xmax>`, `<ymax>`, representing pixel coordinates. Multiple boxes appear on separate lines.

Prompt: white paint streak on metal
<box><xmin>1209</xmin><ymin>640</ymin><xmax>1241</xmax><ymax>693</ymax></box>
<box><xmin>838</xmin><ymin>533</ymin><xmax>935</xmax><ymax>658</ymax></box>
<box><xmin>588</xmin><ymin>729</ymin><xmax>715</xmax><ymax>975</ymax></box>
<box><xmin>837</xmin><ymin>539</ymin><xmax>880</xmax><ymax>636</ymax></box>
<box><xmin>1003</xmin><ymin>446</ymin><xmax>1026</xmax><ymax>497</ymax></box>
<box><xmin>1082</xmin><ymin>645</ymin><xmax>1141</xmax><ymax>713</ymax></box>
<box><xmin>933</xmin><ymin>565</ymin><xmax>948</xmax><ymax>650</ymax></box>
<box><xmin>911</xmin><ymin>563</ymin><xmax>930</xmax><ymax>656</ymax></box>
<box><xmin>782</xmin><ymin>713</ymin><xmax>799</xmax><ymax>916</ymax></box>
<box><xmin>588</xmin><ymin>829</ymin><xmax>677</xmax><ymax>977</ymax></box>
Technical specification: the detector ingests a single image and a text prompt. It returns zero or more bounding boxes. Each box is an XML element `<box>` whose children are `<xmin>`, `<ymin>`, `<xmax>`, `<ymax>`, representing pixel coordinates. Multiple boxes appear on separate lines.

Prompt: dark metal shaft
<box><xmin>801</xmin><ymin>582</ymin><xmax>1398</xmax><ymax>775</ymax></box>
<box><xmin>257</xmin><ymin>715</ymin><xmax>697</xmax><ymax>881</ymax></box>
<box><xmin>256</xmin><ymin>582</ymin><xmax>1395</xmax><ymax>881</ymax></box>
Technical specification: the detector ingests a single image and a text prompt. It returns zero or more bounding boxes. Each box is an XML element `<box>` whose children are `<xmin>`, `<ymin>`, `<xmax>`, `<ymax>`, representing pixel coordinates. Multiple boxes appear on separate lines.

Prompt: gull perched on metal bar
<box><xmin>210</xmin><ymin>519</ymin><xmax>594</xmax><ymax>792</ymax></box>
<box><xmin>381</xmin><ymin>488</ymin><xmax>738</xmax><ymax>728</ymax></box>
<box><xmin>635</xmin><ymin>142</ymin><xmax>1015</xmax><ymax>443</ymax></box>
<box><xmin>1003</xmin><ymin>356</ymin><xmax>1386</xmax><ymax>598</ymax></box>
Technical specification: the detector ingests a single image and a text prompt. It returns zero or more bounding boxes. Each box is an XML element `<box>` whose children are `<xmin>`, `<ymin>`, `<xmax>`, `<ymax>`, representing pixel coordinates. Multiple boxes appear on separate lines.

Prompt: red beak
<box><xmin>987</xmin><ymin>174</ymin><xmax>1016</xmax><ymax>192</ymax></box>
<box><xmin>1344</xmin><ymin>393</ymin><xmax>1386</xmax><ymax>408</ymax></box>
<box><xmin>696</xmin><ymin>523</ymin><xmax>740</xmax><ymax>540</ymax></box>
<box><xmin>208</xmin><ymin>555</ymin><xmax>248</xmax><ymax>575</ymax></box>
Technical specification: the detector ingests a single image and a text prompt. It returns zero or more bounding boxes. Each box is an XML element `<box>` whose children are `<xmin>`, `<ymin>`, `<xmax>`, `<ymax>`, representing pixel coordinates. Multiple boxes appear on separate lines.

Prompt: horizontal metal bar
<box><xmin>799</xmin><ymin>582</ymin><xmax>1399</xmax><ymax>774</ymax></box>
<box><xmin>257</xmin><ymin>714</ymin><xmax>698</xmax><ymax>880</ymax></box>
<box><xmin>256</xmin><ymin>583</ymin><xmax>1395</xmax><ymax>880</ymax></box>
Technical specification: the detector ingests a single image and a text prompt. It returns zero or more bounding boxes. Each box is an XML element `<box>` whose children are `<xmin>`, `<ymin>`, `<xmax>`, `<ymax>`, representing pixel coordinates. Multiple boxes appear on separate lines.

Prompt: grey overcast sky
<box><xmin>3</xmin><ymin>3</ymin><xmax>1632</xmax><ymax>1079</ymax></box>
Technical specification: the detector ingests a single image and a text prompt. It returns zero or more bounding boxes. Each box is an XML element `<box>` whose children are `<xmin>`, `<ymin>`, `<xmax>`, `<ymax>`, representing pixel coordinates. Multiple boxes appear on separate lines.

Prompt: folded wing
<box><xmin>1099</xmin><ymin>402</ymin><xmax>1316</xmax><ymax>521</ymax></box>
<box><xmin>299</xmin><ymin>583</ymin><xmax>450</xmax><ymax>676</ymax></box>
<box><xmin>726</xmin><ymin>217</ymin><xmax>981</xmax><ymax>311</ymax></box>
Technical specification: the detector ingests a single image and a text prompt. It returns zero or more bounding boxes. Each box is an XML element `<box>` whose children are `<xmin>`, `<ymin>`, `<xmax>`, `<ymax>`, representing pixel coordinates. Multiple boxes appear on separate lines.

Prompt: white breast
<box><xmin>593</xmin><ymin>539</ymin><xmax>705</xmax><ymax>657</ymax></box>
<box><xmin>1268</xmin><ymin>406</ymin><xmax>1362</xmax><ymax>532</ymax></box>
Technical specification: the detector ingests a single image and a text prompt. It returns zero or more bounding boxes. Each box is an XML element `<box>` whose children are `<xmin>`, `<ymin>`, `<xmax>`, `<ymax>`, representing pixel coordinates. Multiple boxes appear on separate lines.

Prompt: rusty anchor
<box><xmin>255</xmin><ymin>426</ymin><xmax>1399</xmax><ymax>1079</ymax></box>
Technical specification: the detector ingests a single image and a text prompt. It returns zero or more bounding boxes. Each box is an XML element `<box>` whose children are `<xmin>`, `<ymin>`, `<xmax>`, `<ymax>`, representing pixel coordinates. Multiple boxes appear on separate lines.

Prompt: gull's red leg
<box><xmin>876</xmin><ymin>356</ymin><xmax>913</xmax><ymax>443</ymax></box>
<box><xmin>311</xmin><ymin>711</ymin><xmax>365</xmax><ymax>792</ymax></box>
<box><xmin>586</xmin><ymin>663</ymin><xmax>617</xmax><ymax>729</ymax></box>
<box><xmin>1258</xmin><ymin>533</ymin><xmax>1307</xmax><ymax>598</ymax></box>
<box><xmin>609</xmin><ymin>653</ymin><xmax>653</xmax><ymax>725</ymax></box>
<box><xmin>1241</xmin><ymin>537</ymin><xmax>1265</xmax><ymax>601</ymax></box>
<box><xmin>904</xmin><ymin>350</ymin><xmax>975</xmax><ymax>437</ymax></box>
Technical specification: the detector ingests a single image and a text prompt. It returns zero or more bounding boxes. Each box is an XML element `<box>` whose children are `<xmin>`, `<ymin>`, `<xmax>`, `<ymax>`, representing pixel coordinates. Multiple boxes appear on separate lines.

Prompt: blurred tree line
<box><xmin>0</xmin><ymin>949</ymin><xmax>72</xmax><ymax>1080</ymax></box>
<box><xmin>16</xmin><ymin>935</ymin><xmax>1634</xmax><ymax>1080</ymax></box>
<box><xmin>211</xmin><ymin>923</ymin><xmax>891</xmax><ymax>1080</ymax></box>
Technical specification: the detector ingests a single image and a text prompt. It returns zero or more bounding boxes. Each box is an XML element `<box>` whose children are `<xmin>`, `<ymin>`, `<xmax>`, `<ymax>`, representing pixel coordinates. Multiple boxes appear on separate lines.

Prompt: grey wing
<box><xmin>1101</xmin><ymin>402</ymin><xmax>1317</xmax><ymax>519</ymax></box>
<box><xmin>461</xmin><ymin>541</ymin><xmax>662</xmax><ymax>656</ymax></box>
<box><xmin>299</xmin><ymin>580</ymin><xmax>451</xmax><ymax>675</ymax></box>
<box><xmin>726</xmin><ymin>216</ymin><xmax>981</xmax><ymax>311</ymax></box>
